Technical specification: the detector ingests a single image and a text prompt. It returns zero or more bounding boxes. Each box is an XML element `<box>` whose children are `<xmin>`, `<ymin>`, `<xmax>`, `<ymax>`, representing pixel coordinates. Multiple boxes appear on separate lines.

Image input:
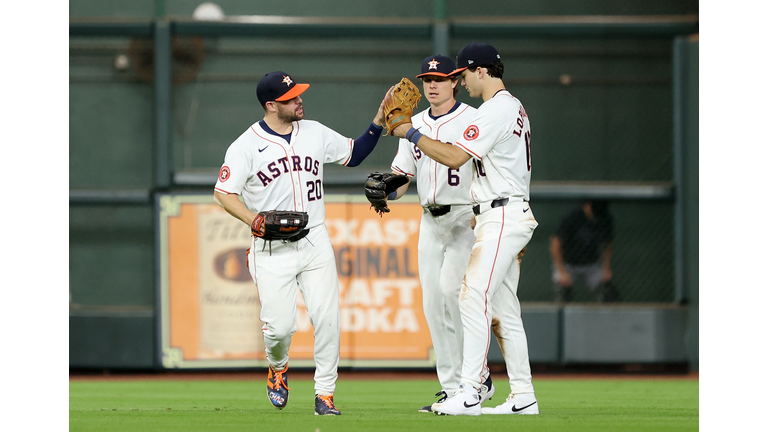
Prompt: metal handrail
<box><xmin>69</xmin><ymin>181</ymin><xmax>674</xmax><ymax>205</ymax></box>
<box><xmin>70</xmin><ymin>14</ymin><xmax>698</xmax><ymax>37</ymax></box>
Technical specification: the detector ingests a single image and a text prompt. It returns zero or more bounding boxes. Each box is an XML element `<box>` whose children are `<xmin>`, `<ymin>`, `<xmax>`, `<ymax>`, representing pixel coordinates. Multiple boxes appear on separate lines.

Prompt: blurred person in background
<box><xmin>549</xmin><ymin>199</ymin><xmax>618</xmax><ymax>302</ymax></box>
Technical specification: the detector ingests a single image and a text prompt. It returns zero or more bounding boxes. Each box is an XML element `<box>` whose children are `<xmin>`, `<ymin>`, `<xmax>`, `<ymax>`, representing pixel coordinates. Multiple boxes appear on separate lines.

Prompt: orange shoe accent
<box><xmin>267</xmin><ymin>364</ymin><xmax>290</xmax><ymax>391</ymax></box>
<box><xmin>315</xmin><ymin>394</ymin><xmax>340</xmax><ymax>415</ymax></box>
<box><xmin>318</xmin><ymin>395</ymin><xmax>334</xmax><ymax>407</ymax></box>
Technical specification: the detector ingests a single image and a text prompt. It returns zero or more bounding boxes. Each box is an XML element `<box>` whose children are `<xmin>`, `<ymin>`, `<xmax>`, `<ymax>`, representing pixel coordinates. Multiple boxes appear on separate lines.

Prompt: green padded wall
<box><xmin>69</xmin><ymin>0</ymin><xmax>698</xmax><ymax>369</ymax></box>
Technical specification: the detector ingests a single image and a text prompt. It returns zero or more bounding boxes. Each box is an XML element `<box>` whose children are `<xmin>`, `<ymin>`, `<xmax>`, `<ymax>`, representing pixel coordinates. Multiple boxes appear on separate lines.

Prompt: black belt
<box><xmin>426</xmin><ymin>205</ymin><xmax>451</xmax><ymax>217</ymax></box>
<box><xmin>473</xmin><ymin>198</ymin><xmax>510</xmax><ymax>215</ymax></box>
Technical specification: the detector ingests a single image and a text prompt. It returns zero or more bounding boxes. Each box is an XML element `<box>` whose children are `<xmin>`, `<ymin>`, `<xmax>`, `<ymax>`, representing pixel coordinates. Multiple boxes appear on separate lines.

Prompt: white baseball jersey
<box><xmin>214</xmin><ymin>119</ymin><xmax>355</xmax><ymax>229</ymax></box>
<box><xmin>437</xmin><ymin>90</ymin><xmax>538</xmax><ymax>397</ymax></box>
<box><xmin>214</xmin><ymin>118</ymin><xmax>357</xmax><ymax>396</ymax></box>
<box><xmin>391</xmin><ymin>103</ymin><xmax>477</xmax><ymax>206</ymax></box>
<box><xmin>454</xmin><ymin>90</ymin><xmax>531</xmax><ymax>203</ymax></box>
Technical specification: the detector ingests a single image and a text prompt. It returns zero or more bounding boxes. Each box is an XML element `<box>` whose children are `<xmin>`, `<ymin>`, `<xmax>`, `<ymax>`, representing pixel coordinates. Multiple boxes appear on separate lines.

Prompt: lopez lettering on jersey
<box><xmin>214</xmin><ymin>120</ymin><xmax>355</xmax><ymax>229</ymax></box>
<box><xmin>391</xmin><ymin>103</ymin><xmax>477</xmax><ymax>206</ymax></box>
<box><xmin>453</xmin><ymin>91</ymin><xmax>532</xmax><ymax>203</ymax></box>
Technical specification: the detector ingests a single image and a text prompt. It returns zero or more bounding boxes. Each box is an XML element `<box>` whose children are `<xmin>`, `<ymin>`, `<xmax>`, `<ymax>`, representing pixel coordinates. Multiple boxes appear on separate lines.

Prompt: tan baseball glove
<box><xmin>383</xmin><ymin>77</ymin><xmax>422</xmax><ymax>136</ymax></box>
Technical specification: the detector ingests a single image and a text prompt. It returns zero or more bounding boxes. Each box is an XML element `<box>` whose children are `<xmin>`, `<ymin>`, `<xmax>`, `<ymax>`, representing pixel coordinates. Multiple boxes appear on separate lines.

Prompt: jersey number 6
<box><xmin>448</xmin><ymin>168</ymin><xmax>460</xmax><ymax>186</ymax></box>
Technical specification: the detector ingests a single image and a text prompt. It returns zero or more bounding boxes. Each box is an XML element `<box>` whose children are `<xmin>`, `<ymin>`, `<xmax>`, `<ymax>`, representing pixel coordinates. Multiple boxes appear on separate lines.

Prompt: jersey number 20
<box><xmin>307</xmin><ymin>179</ymin><xmax>322</xmax><ymax>201</ymax></box>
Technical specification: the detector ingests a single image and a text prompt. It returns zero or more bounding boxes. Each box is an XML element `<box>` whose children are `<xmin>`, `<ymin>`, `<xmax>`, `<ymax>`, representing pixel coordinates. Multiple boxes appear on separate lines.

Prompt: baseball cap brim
<box><xmin>448</xmin><ymin>67</ymin><xmax>468</xmax><ymax>76</ymax></box>
<box><xmin>416</xmin><ymin>71</ymin><xmax>453</xmax><ymax>78</ymax></box>
<box><xmin>275</xmin><ymin>83</ymin><xmax>310</xmax><ymax>101</ymax></box>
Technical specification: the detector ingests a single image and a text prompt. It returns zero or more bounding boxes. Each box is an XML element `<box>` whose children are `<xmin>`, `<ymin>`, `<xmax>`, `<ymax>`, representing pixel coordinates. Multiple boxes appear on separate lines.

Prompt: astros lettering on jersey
<box><xmin>215</xmin><ymin>120</ymin><xmax>356</xmax><ymax>229</ymax></box>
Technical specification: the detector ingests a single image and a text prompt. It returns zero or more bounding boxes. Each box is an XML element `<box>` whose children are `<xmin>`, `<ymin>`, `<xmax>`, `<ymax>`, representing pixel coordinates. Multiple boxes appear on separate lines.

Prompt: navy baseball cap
<box><xmin>256</xmin><ymin>71</ymin><xmax>310</xmax><ymax>105</ymax></box>
<box><xmin>452</xmin><ymin>42</ymin><xmax>501</xmax><ymax>74</ymax></box>
<box><xmin>415</xmin><ymin>55</ymin><xmax>457</xmax><ymax>78</ymax></box>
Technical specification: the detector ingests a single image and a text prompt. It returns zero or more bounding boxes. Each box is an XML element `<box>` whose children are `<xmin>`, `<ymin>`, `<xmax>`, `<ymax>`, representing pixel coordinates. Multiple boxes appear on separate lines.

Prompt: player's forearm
<box><xmin>389</xmin><ymin>175</ymin><xmax>411</xmax><ymax>200</ymax></box>
<box><xmin>392</xmin><ymin>123</ymin><xmax>470</xmax><ymax>169</ymax></box>
<box><xmin>213</xmin><ymin>191</ymin><xmax>257</xmax><ymax>225</ymax></box>
<box><xmin>347</xmin><ymin>123</ymin><xmax>384</xmax><ymax>167</ymax></box>
<box><xmin>413</xmin><ymin>135</ymin><xmax>470</xmax><ymax>169</ymax></box>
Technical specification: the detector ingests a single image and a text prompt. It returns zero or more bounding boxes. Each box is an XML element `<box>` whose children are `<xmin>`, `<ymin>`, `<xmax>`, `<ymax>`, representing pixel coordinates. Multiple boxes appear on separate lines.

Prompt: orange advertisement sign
<box><xmin>158</xmin><ymin>194</ymin><xmax>434</xmax><ymax>368</ymax></box>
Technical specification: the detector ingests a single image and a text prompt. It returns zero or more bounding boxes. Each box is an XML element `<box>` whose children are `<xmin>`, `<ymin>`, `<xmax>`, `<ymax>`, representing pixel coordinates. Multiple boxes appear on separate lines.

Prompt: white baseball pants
<box><xmin>417</xmin><ymin>204</ymin><xmax>476</xmax><ymax>395</ymax></box>
<box><xmin>248</xmin><ymin>224</ymin><xmax>341</xmax><ymax>396</ymax></box>
<box><xmin>460</xmin><ymin>199</ymin><xmax>538</xmax><ymax>394</ymax></box>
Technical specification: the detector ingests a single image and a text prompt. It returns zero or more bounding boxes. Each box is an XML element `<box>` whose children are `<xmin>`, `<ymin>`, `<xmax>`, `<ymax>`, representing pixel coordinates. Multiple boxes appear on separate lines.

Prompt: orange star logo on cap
<box><xmin>428</xmin><ymin>59</ymin><xmax>440</xmax><ymax>70</ymax></box>
<box><xmin>282</xmin><ymin>75</ymin><xmax>294</xmax><ymax>86</ymax></box>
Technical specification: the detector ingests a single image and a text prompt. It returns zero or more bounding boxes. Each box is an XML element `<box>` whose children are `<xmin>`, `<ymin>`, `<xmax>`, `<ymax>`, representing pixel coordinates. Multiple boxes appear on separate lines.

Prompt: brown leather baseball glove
<box><xmin>383</xmin><ymin>77</ymin><xmax>422</xmax><ymax>136</ymax></box>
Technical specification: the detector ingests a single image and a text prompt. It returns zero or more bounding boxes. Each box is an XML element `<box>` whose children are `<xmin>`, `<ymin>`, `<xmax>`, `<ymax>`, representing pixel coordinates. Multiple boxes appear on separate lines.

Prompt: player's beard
<box><xmin>276</xmin><ymin>104</ymin><xmax>304</xmax><ymax>123</ymax></box>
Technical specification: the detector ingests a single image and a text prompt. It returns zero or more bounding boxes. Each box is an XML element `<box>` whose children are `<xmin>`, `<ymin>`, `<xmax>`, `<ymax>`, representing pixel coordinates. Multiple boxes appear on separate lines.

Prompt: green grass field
<box><xmin>70</xmin><ymin>376</ymin><xmax>698</xmax><ymax>432</ymax></box>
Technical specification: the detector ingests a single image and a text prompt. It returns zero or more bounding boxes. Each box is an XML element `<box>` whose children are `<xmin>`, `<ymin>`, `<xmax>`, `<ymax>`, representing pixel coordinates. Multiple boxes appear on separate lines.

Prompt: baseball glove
<box><xmin>365</xmin><ymin>172</ymin><xmax>409</xmax><ymax>216</ymax></box>
<box><xmin>383</xmin><ymin>77</ymin><xmax>422</xmax><ymax>136</ymax></box>
<box><xmin>251</xmin><ymin>210</ymin><xmax>309</xmax><ymax>241</ymax></box>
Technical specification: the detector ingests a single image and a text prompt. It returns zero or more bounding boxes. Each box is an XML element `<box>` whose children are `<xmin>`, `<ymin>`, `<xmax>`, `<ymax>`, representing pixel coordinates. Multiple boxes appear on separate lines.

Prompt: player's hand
<box><xmin>601</xmin><ymin>269</ymin><xmax>613</xmax><ymax>283</ymax></box>
<box><xmin>392</xmin><ymin>122</ymin><xmax>412</xmax><ymax>139</ymax></box>
<box><xmin>557</xmin><ymin>271</ymin><xmax>573</xmax><ymax>287</ymax></box>
<box><xmin>470</xmin><ymin>215</ymin><xmax>477</xmax><ymax>229</ymax></box>
<box><xmin>374</xmin><ymin>86</ymin><xmax>396</xmax><ymax>128</ymax></box>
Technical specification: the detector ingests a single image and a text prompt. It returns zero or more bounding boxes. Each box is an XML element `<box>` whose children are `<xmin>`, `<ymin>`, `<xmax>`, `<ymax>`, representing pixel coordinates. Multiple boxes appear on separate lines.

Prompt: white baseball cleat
<box><xmin>479</xmin><ymin>375</ymin><xmax>495</xmax><ymax>404</ymax></box>
<box><xmin>432</xmin><ymin>384</ymin><xmax>482</xmax><ymax>416</ymax></box>
<box><xmin>481</xmin><ymin>393</ymin><xmax>539</xmax><ymax>415</ymax></box>
<box><xmin>419</xmin><ymin>390</ymin><xmax>448</xmax><ymax>413</ymax></box>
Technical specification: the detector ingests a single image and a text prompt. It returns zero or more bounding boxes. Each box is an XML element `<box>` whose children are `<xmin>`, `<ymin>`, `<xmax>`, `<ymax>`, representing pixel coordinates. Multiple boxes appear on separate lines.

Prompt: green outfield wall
<box><xmin>69</xmin><ymin>0</ymin><xmax>699</xmax><ymax>370</ymax></box>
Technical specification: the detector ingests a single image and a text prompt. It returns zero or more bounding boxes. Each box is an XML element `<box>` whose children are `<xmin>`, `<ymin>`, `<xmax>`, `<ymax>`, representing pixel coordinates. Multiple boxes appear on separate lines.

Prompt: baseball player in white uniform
<box><xmin>391</xmin><ymin>43</ymin><xmax>540</xmax><ymax>416</ymax></box>
<box><xmin>386</xmin><ymin>55</ymin><xmax>495</xmax><ymax>412</ymax></box>
<box><xmin>213</xmin><ymin>71</ymin><xmax>389</xmax><ymax>416</ymax></box>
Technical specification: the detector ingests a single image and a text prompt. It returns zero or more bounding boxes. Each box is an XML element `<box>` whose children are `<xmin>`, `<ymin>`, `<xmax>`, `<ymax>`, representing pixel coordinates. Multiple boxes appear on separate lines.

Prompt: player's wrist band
<box><xmin>406</xmin><ymin>127</ymin><xmax>423</xmax><ymax>144</ymax></box>
<box><xmin>388</xmin><ymin>191</ymin><xmax>398</xmax><ymax>200</ymax></box>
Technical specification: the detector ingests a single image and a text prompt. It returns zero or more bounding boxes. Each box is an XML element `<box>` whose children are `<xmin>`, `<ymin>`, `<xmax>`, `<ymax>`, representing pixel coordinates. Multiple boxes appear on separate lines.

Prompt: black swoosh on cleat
<box><xmin>511</xmin><ymin>401</ymin><xmax>537</xmax><ymax>412</ymax></box>
<box><xmin>463</xmin><ymin>400</ymin><xmax>480</xmax><ymax>408</ymax></box>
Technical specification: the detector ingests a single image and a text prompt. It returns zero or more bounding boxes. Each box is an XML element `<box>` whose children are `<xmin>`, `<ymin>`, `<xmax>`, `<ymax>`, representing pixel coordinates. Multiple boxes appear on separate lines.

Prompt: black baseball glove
<box><xmin>251</xmin><ymin>210</ymin><xmax>309</xmax><ymax>241</ymax></box>
<box><xmin>365</xmin><ymin>172</ymin><xmax>409</xmax><ymax>216</ymax></box>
